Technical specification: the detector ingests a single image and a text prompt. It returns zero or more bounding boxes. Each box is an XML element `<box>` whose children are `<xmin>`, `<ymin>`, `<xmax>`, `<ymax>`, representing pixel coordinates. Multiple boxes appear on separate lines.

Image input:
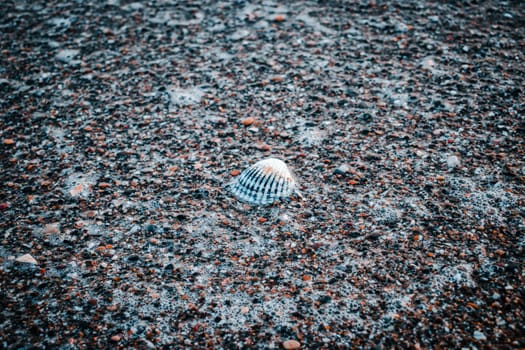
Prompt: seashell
<box><xmin>228</xmin><ymin>158</ymin><xmax>300</xmax><ymax>205</ymax></box>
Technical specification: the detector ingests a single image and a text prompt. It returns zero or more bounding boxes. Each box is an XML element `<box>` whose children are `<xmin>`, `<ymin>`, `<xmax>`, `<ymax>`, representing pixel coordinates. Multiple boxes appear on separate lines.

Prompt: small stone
<box><xmin>255</xmin><ymin>142</ymin><xmax>271</xmax><ymax>151</ymax></box>
<box><xmin>473</xmin><ymin>331</ymin><xmax>487</xmax><ymax>341</ymax></box>
<box><xmin>3</xmin><ymin>138</ymin><xmax>15</xmax><ymax>145</ymax></box>
<box><xmin>44</xmin><ymin>223</ymin><xmax>60</xmax><ymax>235</ymax></box>
<box><xmin>69</xmin><ymin>184</ymin><xmax>84</xmax><ymax>197</ymax></box>
<box><xmin>447</xmin><ymin>155</ymin><xmax>461</xmax><ymax>169</ymax></box>
<box><xmin>145</xmin><ymin>224</ymin><xmax>157</xmax><ymax>233</ymax></box>
<box><xmin>421</xmin><ymin>56</ymin><xmax>436</xmax><ymax>69</ymax></box>
<box><xmin>365</xmin><ymin>152</ymin><xmax>382</xmax><ymax>161</ymax></box>
<box><xmin>15</xmin><ymin>254</ymin><xmax>38</xmax><ymax>264</ymax></box>
<box><xmin>334</xmin><ymin>164</ymin><xmax>350</xmax><ymax>175</ymax></box>
<box><xmin>241</xmin><ymin>117</ymin><xmax>256</xmax><ymax>126</ymax></box>
<box><xmin>56</xmin><ymin>49</ymin><xmax>80</xmax><ymax>63</ymax></box>
<box><xmin>495</xmin><ymin>249</ymin><xmax>505</xmax><ymax>256</ymax></box>
<box><xmin>282</xmin><ymin>339</ymin><xmax>301</xmax><ymax>349</ymax></box>
<box><xmin>110</xmin><ymin>335</ymin><xmax>121</xmax><ymax>342</ymax></box>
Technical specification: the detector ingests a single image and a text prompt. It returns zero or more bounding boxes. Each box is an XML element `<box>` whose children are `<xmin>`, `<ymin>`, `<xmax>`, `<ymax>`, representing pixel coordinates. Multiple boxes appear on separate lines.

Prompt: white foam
<box><xmin>446</xmin><ymin>176</ymin><xmax>518</xmax><ymax>225</ymax></box>
<box><xmin>167</xmin><ymin>87</ymin><xmax>205</xmax><ymax>109</ymax></box>
<box><xmin>63</xmin><ymin>172</ymin><xmax>99</xmax><ymax>199</ymax></box>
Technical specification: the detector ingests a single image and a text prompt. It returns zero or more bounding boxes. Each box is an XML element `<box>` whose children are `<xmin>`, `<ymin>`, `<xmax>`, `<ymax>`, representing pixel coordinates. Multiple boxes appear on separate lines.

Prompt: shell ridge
<box><xmin>260</xmin><ymin>173</ymin><xmax>275</xmax><ymax>203</ymax></box>
<box><xmin>238</xmin><ymin>166</ymin><xmax>264</xmax><ymax>203</ymax></box>
<box><xmin>259</xmin><ymin>173</ymin><xmax>275</xmax><ymax>203</ymax></box>
<box><xmin>269</xmin><ymin>173</ymin><xmax>279</xmax><ymax>197</ymax></box>
<box><xmin>238</xmin><ymin>167</ymin><xmax>256</xmax><ymax>188</ymax></box>
<box><xmin>247</xmin><ymin>167</ymin><xmax>265</xmax><ymax>193</ymax></box>
<box><xmin>276</xmin><ymin>175</ymin><xmax>285</xmax><ymax>200</ymax></box>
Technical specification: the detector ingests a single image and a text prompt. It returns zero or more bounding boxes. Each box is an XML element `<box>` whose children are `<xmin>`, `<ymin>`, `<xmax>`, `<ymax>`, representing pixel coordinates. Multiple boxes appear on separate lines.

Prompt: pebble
<box><xmin>241</xmin><ymin>117</ymin><xmax>256</xmax><ymax>126</ymax></box>
<box><xmin>56</xmin><ymin>49</ymin><xmax>79</xmax><ymax>63</ymax></box>
<box><xmin>282</xmin><ymin>339</ymin><xmax>301</xmax><ymax>349</ymax></box>
<box><xmin>473</xmin><ymin>331</ymin><xmax>487</xmax><ymax>341</ymax></box>
<box><xmin>44</xmin><ymin>223</ymin><xmax>60</xmax><ymax>235</ymax></box>
<box><xmin>447</xmin><ymin>155</ymin><xmax>461</xmax><ymax>169</ymax></box>
<box><xmin>15</xmin><ymin>254</ymin><xmax>37</xmax><ymax>264</ymax></box>
<box><xmin>274</xmin><ymin>14</ymin><xmax>286</xmax><ymax>22</ymax></box>
<box><xmin>334</xmin><ymin>163</ymin><xmax>350</xmax><ymax>175</ymax></box>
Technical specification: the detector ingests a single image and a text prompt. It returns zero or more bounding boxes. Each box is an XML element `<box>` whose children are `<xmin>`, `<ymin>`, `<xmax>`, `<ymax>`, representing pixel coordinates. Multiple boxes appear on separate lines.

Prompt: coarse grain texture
<box><xmin>1</xmin><ymin>0</ymin><xmax>524</xmax><ymax>349</ymax></box>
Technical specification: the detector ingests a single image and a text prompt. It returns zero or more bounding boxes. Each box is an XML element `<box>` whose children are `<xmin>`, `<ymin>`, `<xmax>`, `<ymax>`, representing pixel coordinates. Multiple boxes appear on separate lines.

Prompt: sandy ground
<box><xmin>1</xmin><ymin>0</ymin><xmax>524</xmax><ymax>349</ymax></box>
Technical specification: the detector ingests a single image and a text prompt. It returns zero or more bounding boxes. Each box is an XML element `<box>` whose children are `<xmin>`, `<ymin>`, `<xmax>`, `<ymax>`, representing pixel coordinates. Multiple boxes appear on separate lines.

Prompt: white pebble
<box><xmin>56</xmin><ymin>49</ymin><xmax>79</xmax><ymax>63</ymax></box>
<box><xmin>15</xmin><ymin>254</ymin><xmax>38</xmax><ymax>264</ymax></box>
<box><xmin>447</xmin><ymin>155</ymin><xmax>461</xmax><ymax>169</ymax></box>
<box><xmin>473</xmin><ymin>330</ymin><xmax>487</xmax><ymax>341</ymax></box>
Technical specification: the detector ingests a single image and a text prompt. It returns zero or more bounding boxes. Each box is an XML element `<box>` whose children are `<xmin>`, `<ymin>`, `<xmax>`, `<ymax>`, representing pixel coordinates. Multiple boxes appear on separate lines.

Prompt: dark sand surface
<box><xmin>1</xmin><ymin>1</ymin><xmax>524</xmax><ymax>348</ymax></box>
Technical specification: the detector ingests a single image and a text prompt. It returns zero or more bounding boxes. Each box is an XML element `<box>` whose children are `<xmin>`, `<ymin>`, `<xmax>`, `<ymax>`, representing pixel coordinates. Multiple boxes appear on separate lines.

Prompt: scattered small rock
<box><xmin>447</xmin><ymin>155</ymin><xmax>461</xmax><ymax>169</ymax></box>
<box><xmin>56</xmin><ymin>49</ymin><xmax>79</xmax><ymax>63</ymax></box>
<box><xmin>254</xmin><ymin>142</ymin><xmax>271</xmax><ymax>151</ymax></box>
<box><xmin>99</xmin><ymin>182</ymin><xmax>111</xmax><ymax>189</ymax></box>
<box><xmin>274</xmin><ymin>14</ymin><xmax>286</xmax><ymax>22</ymax></box>
<box><xmin>473</xmin><ymin>331</ymin><xmax>487</xmax><ymax>341</ymax></box>
<box><xmin>334</xmin><ymin>163</ymin><xmax>350</xmax><ymax>175</ymax></box>
<box><xmin>44</xmin><ymin>223</ymin><xmax>60</xmax><ymax>235</ymax></box>
<box><xmin>15</xmin><ymin>254</ymin><xmax>37</xmax><ymax>264</ymax></box>
<box><xmin>241</xmin><ymin>117</ymin><xmax>256</xmax><ymax>126</ymax></box>
<box><xmin>282</xmin><ymin>339</ymin><xmax>301</xmax><ymax>350</ymax></box>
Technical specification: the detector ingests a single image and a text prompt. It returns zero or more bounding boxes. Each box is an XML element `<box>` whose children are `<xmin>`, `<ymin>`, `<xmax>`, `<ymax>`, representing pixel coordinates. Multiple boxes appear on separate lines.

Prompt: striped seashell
<box><xmin>229</xmin><ymin>158</ymin><xmax>300</xmax><ymax>205</ymax></box>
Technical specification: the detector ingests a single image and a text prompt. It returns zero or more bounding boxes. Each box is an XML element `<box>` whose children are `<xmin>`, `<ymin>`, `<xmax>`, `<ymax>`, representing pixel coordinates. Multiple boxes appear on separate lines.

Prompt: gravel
<box><xmin>1</xmin><ymin>0</ymin><xmax>524</xmax><ymax>349</ymax></box>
